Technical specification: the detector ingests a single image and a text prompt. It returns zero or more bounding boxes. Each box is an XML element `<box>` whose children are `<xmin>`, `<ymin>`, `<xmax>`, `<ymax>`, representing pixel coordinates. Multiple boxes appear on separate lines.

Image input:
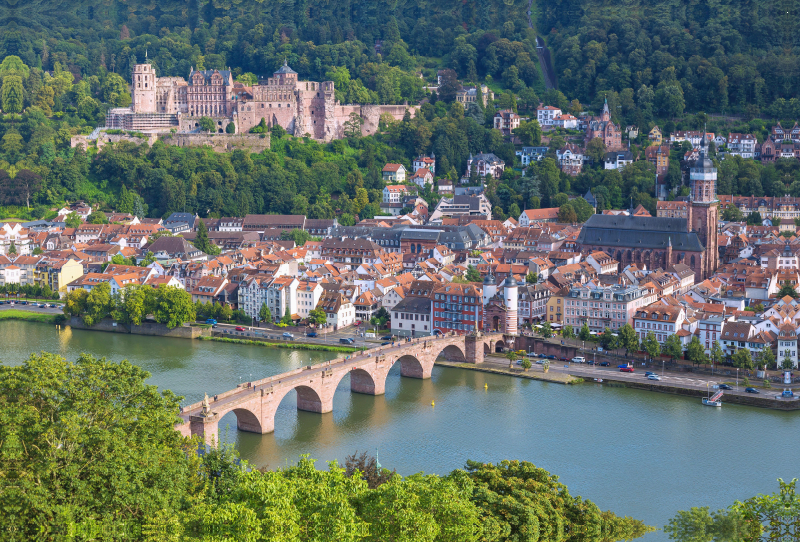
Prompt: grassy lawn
<box><xmin>0</xmin><ymin>309</ymin><xmax>61</xmax><ymax>324</ymax></box>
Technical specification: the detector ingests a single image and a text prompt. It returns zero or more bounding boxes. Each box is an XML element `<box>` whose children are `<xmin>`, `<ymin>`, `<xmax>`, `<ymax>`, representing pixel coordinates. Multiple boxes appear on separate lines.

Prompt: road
<box><xmin>212</xmin><ymin>321</ymin><xmax>390</xmax><ymax>349</ymax></box>
<box><xmin>482</xmin><ymin>355</ymin><xmax>797</xmax><ymax>400</ymax></box>
<box><xmin>0</xmin><ymin>302</ymin><xmax>62</xmax><ymax>314</ymax></box>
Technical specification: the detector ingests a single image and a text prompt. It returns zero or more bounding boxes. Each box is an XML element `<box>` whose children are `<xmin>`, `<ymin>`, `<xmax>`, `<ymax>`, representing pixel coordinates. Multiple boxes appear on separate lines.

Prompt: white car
<box><xmin>571</xmin><ymin>356</ymin><xmax>585</xmax><ymax>363</ymax></box>
<box><xmin>647</xmin><ymin>374</ymin><xmax>661</xmax><ymax>381</ymax></box>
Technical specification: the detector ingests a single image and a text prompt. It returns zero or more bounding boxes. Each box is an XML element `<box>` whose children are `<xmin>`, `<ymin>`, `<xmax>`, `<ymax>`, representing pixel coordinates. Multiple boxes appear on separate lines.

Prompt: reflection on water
<box><xmin>2</xmin><ymin>321</ymin><xmax>798</xmax><ymax>541</ymax></box>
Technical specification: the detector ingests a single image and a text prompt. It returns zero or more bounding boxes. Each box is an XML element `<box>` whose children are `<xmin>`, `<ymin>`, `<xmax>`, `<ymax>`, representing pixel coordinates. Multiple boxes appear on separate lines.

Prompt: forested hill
<box><xmin>541</xmin><ymin>0</ymin><xmax>800</xmax><ymax>119</ymax></box>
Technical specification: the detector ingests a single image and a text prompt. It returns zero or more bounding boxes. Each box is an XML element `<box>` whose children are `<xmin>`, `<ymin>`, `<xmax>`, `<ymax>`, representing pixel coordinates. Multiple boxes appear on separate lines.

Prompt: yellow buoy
<box><xmin>431</xmin><ymin>400</ymin><xmax>435</xmax><ymax>407</ymax></box>
<box><xmin>484</xmin><ymin>383</ymin><xmax>488</xmax><ymax>390</ymax></box>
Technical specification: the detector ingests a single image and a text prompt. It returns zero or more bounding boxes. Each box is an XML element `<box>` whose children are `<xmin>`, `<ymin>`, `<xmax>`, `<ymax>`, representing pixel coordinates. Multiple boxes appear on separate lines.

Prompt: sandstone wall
<box><xmin>68</xmin><ymin>317</ymin><xmax>205</xmax><ymax>339</ymax></box>
<box><xmin>71</xmin><ymin>132</ymin><xmax>158</xmax><ymax>150</ymax></box>
<box><xmin>160</xmin><ymin>133</ymin><xmax>271</xmax><ymax>153</ymax></box>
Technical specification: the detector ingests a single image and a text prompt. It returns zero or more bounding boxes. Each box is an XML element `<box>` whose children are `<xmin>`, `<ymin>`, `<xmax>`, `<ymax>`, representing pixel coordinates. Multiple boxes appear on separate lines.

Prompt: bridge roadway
<box><xmin>177</xmin><ymin>331</ymin><xmax>506</xmax><ymax>444</ymax></box>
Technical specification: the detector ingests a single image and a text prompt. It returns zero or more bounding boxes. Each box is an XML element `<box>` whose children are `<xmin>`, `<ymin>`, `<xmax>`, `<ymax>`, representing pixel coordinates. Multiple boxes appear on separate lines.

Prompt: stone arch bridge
<box><xmin>178</xmin><ymin>332</ymin><xmax>509</xmax><ymax>444</ymax></box>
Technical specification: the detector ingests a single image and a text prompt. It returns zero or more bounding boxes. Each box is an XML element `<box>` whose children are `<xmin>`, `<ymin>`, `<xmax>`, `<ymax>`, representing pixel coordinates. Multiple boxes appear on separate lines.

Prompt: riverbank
<box><xmin>198</xmin><ymin>335</ymin><xmax>357</xmax><ymax>354</ymax></box>
<box><xmin>0</xmin><ymin>309</ymin><xmax>61</xmax><ymax>324</ymax></box>
<box><xmin>435</xmin><ymin>360</ymin><xmax>582</xmax><ymax>384</ymax></box>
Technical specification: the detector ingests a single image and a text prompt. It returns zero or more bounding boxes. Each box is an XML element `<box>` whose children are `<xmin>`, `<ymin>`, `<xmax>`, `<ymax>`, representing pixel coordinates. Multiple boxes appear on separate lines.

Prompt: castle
<box><xmin>106</xmin><ymin>60</ymin><xmax>415</xmax><ymax>141</ymax></box>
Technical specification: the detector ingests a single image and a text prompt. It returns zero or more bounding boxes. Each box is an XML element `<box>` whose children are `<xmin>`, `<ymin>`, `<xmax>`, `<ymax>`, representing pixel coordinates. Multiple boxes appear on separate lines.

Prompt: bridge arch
<box><xmin>395</xmin><ymin>354</ymin><xmax>428</xmax><ymax>378</ymax></box>
<box><xmin>437</xmin><ymin>343</ymin><xmax>466</xmax><ymax>363</ymax></box>
<box><xmin>231</xmin><ymin>407</ymin><xmax>263</xmax><ymax>433</ymax></box>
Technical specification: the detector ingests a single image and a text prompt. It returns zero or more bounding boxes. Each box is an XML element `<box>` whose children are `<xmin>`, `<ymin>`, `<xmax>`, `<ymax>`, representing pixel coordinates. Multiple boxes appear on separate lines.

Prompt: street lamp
<box><xmin>736</xmin><ymin>368</ymin><xmax>739</xmax><ymax>390</ymax></box>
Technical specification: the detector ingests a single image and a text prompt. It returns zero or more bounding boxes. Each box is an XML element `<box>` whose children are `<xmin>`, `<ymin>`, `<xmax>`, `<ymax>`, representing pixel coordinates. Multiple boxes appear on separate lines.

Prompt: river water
<box><xmin>2</xmin><ymin>321</ymin><xmax>797</xmax><ymax>540</ymax></box>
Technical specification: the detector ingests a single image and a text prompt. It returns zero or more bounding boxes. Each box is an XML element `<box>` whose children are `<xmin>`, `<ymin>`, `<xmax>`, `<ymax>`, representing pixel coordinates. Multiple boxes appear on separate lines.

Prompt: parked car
<box><xmin>339</xmin><ymin>337</ymin><xmax>354</xmax><ymax>344</ymax></box>
<box><xmin>645</xmin><ymin>371</ymin><xmax>656</xmax><ymax>376</ymax></box>
<box><xmin>599</xmin><ymin>362</ymin><xmax>610</xmax><ymax>367</ymax></box>
<box><xmin>781</xmin><ymin>390</ymin><xmax>794</xmax><ymax>398</ymax></box>
<box><xmin>20</xmin><ymin>301</ymin><xmax>27</xmax><ymax>305</ymax></box>
<box><xmin>536</xmin><ymin>359</ymin><xmax>545</xmax><ymax>364</ymax></box>
<box><xmin>0</xmin><ymin>301</ymin><xmax>5</xmax><ymax>305</ymax></box>
<box><xmin>586</xmin><ymin>360</ymin><xmax>595</xmax><ymax>365</ymax></box>
<box><xmin>282</xmin><ymin>332</ymin><xmax>294</xmax><ymax>339</ymax></box>
<box><xmin>538</xmin><ymin>353</ymin><xmax>547</xmax><ymax>358</ymax></box>
<box><xmin>719</xmin><ymin>384</ymin><xmax>733</xmax><ymax>390</ymax></box>
<box><xmin>38</xmin><ymin>304</ymin><xmax>45</xmax><ymax>308</ymax></box>
<box><xmin>515</xmin><ymin>359</ymin><xmax>523</xmax><ymax>365</ymax></box>
<box><xmin>206</xmin><ymin>319</ymin><xmax>217</xmax><ymax>325</ymax></box>
<box><xmin>546</xmin><ymin>355</ymin><xmax>556</xmax><ymax>359</ymax></box>
<box><xmin>620</xmin><ymin>367</ymin><xmax>635</xmax><ymax>373</ymax></box>
<box><xmin>306</xmin><ymin>332</ymin><xmax>317</xmax><ymax>337</ymax></box>
<box><xmin>571</xmin><ymin>356</ymin><xmax>585</xmax><ymax>363</ymax></box>
<box><xmin>235</xmin><ymin>326</ymin><xmax>245</xmax><ymax>331</ymax></box>
<box><xmin>647</xmin><ymin>374</ymin><xmax>661</xmax><ymax>381</ymax></box>
<box><xmin>745</xmin><ymin>387</ymin><xmax>759</xmax><ymax>394</ymax></box>
<box><xmin>381</xmin><ymin>342</ymin><xmax>391</xmax><ymax>346</ymax></box>
<box><xmin>381</xmin><ymin>335</ymin><xmax>394</xmax><ymax>341</ymax></box>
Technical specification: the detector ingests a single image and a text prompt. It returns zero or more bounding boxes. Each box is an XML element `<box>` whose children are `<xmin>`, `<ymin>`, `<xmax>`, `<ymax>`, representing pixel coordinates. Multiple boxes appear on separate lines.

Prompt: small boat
<box><xmin>594</xmin><ymin>378</ymin><xmax>603</xmax><ymax>383</ymax></box>
<box><xmin>703</xmin><ymin>390</ymin><xmax>723</xmax><ymax>407</ymax></box>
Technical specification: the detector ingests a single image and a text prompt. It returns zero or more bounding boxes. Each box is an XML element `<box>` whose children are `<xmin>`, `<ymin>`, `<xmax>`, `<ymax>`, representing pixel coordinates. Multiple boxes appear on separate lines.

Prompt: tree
<box><xmin>82</xmin><ymin>281</ymin><xmax>114</xmax><ymax>325</ymax></box>
<box><xmin>558</xmin><ymin>203</ymin><xmax>578</xmax><ymax>223</ymax></box>
<box><xmin>464</xmin><ymin>265</ymin><xmax>482</xmax><ymax>283</ymax></box>
<box><xmin>15</xmin><ymin>170</ymin><xmax>42</xmax><ymax>209</ymax></box>
<box><xmin>562</xmin><ymin>325</ymin><xmax>575</xmax><ymax>342</ymax></box>
<box><xmin>687</xmin><ymin>336</ymin><xmax>707</xmax><ymax>366</ymax></box>
<box><xmin>369</xmin><ymin>307</ymin><xmax>390</xmax><ymax>329</ymax></box>
<box><xmin>585</xmin><ymin>137</ymin><xmax>608</xmax><ymax>164</ymax></box>
<box><xmin>642</xmin><ymin>331</ymin><xmax>661</xmax><ymax>359</ymax></box>
<box><xmin>578</xmin><ymin>322</ymin><xmax>591</xmax><ymax>341</ymax></box>
<box><xmin>308</xmin><ymin>307</ymin><xmax>327</xmax><ymax>326</ymax></box>
<box><xmin>505</xmin><ymin>349</ymin><xmax>518</xmax><ymax>369</ymax></box>
<box><xmin>461</xmin><ymin>460</ymin><xmax>654</xmax><ymax>542</ymax></box>
<box><xmin>710</xmin><ymin>341</ymin><xmax>725</xmax><ymax>367</ymax></box>
<box><xmin>520</xmin><ymin>357</ymin><xmax>532</xmax><ymax>371</ymax></box>
<box><xmin>192</xmin><ymin>220</ymin><xmax>220</xmax><ymax>255</ymax></box>
<box><xmin>259</xmin><ymin>302</ymin><xmax>272</xmax><ymax>323</ymax></box>
<box><xmin>600</xmin><ymin>327</ymin><xmax>617</xmax><ymax>350</ymax></box>
<box><xmin>225</xmin><ymin>121</ymin><xmax>236</xmax><ymax>134</ymax></box>
<box><xmin>525</xmin><ymin>271</ymin><xmax>538</xmax><ymax>284</ymax></box>
<box><xmin>513</xmin><ymin>120</ymin><xmax>542</xmax><ymax>146</ymax></box>
<box><xmin>732</xmin><ymin>348</ymin><xmax>754</xmax><ymax>370</ymax></box>
<box><xmin>63</xmin><ymin>288</ymin><xmax>88</xmax><ymax>317</ymax></box>
<box><xmin>198</xmin><ymin>116</ymin><xmax>215</xmax><ymax>133</ymax></box>
<box><xmin>745</xmin><ymin>211</ymin><xmax>762</xmax><ymax>225</ymax></box>
<box><xmin>86</xmin><ymin>211</ymin><xmax>108</xmax><ymax>224</ymax></box>
<box><xmin>541</xmin><ymin>322</ymin><xmax>552</xmax><ymax>338</ymax></box>
<box><xmin>663</xmin><ymin>334</ymin><xmax>683</xmax><ymax>361</ymax></box>
<box><xmin>759</xmin><ymin>347</ymin><xmax>776</xmax><ymax>370</ymax></box>
<box><xmin>280</xmin><ymin>228</ymin><xmax>312</xmax><ymax>247</ymax></box>
<box><xmin>65</xmin><ymin>213</ymin><xmax>82</xmax><ymax>228</ymax></box>
<box><xmin>113</xmin><ymin>284</ymin><xmax>152</xmax><ymax>326</ymax></box>
<box><xmin>1</xmin><ymin>75</ymin><xmax>24</xmax><ymax>113</ymax></box>
<box><xmin>152</xmin><ymin>285</ymin><xmax>195</xmax><ymax>328</ymax></box>
<box><xmin>437</xmin><ymin>69</ymin><xmax>461</xmax><ymax>103</ymax></box>
<box><xmin>8</xmin><ymin>242</ymin><xmax>16</xmax><ymax>255</ymax></box>
<box><xmin>781</xmin><ymin>356</ymin><xmax>794</xmax><ymax>370</ymax></box>
<box><xmin>0</xmin><ymin>352</ymin><xmax>200</xmax><ymax>538</ymax></box>
<box><xmin>777</xmin><ymin>281</ymin><xmax>798</xmax><ymax>299</ymax></box>
<box><xmin>343</xmin><ymin>112</ymin><xmax>365</xmax><ymax>138</ymax></box>
<box><xmin>281</xmin><ymin>306</ymin><xmax>292</xmax><ymax>325</ymax></box>
<box><xmin>618</xmin><ymin>323</ymin><xmax>639</xmax><ymax>355</ymax></box>
<box><xmin>721</xmin><ymin>204</ymin><xmax>744</xmax><ymax>222</ymax></box>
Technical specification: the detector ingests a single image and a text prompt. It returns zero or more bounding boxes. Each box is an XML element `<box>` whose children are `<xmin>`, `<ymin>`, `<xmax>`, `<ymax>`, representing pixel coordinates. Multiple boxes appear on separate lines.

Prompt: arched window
<box><xmin>690</xmin><ymin>255</ymin><xmax>696</xmax><ymax>268</ymax></box>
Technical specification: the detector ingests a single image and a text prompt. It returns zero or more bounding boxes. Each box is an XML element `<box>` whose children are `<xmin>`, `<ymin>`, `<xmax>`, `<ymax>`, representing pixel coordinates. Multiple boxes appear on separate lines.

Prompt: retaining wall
<box><xmin>68</xmin><ymin>317</ymin><xmax>205</xmax><ymax>339</ymax></box>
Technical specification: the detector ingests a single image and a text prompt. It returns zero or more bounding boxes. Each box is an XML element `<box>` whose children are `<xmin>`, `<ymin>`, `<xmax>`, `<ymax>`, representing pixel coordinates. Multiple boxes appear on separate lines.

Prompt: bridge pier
<box><xmin>190</xmin><ymin>413</ymin><xmax>220</xmax><ymax>446</ymax></box>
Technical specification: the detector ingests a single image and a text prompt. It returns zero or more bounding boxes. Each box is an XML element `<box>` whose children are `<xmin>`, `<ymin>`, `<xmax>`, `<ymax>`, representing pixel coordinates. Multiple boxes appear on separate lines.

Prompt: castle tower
<box><xmin>688</xmin><ymin>131</ymin><xmax>719</xmax><ymax>279</ymax></box>
<box><xmin>503</xmin><ymin>276</ymin><xmax>518</xmax><ymax>335</ymax></box>
<box><xmin>601</xmin><ymin>96</ymin><xmax>610</xmax><ymax>122</ymax></box>
<box><xmin>482</xmin><ymin>273</ymin><xmax>496</xmax><ymax>306</ymax></box>
<box><xmin>131</xmin><ymin>62</ymin><xmax>157</xmax><ymax>114</ymax></box>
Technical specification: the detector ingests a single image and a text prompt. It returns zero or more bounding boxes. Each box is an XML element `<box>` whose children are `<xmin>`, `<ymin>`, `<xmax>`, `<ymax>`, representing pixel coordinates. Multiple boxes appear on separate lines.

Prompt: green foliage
<box><xmin>618</xmin><ymin>324</ymin><xmax>638</xmax><ymax>354</ymax></box>
<box><xmin>65</xmin><ymin>214</ymin><xmax>82</xmax><ymax>228</ymax></box>
<box><xmin>579</xmin><ymin>322</ymin><xmax>592</xmax><ymax>342</ymax></box>
<box><xmin>513</xmin><ymin>120</ymin><xmax>542</xmax><ymax>146</ymax></box>
<box><xmin>600</xmin><ymin>327</ymin><xmax>617</xmax><ymax>350</ymax></box>
<box><xmin>541</xmin><ymin>321</ymin><xmax>553</xmax><ymax>338</ymax></box>
<box><xmin>86</xmin><ymin>211</ymin><xmax>108</xmax><ymax>224</ymax></box>
<box><xmin>721</xmin><ymin>204</ymin><xmax>744</xmax><ymax>222</ymax></box>
<box><xmin>562</xmin><ymin>325</ymin><xmax>575</xmax><ymax>340</ymax></box>
<box><xmin>0</xmin><ymin>352</ymin><xmax>199</xmax><ymax>537</ymax></box>
<box><xmin>280</xmin><ymin>228</ymin><xmax>313</xmax><ymax>247</ymax></box>
<box><xmin>465</xmin><ymin>265</ymin><xmax>482</xmax><ymax>282</ymax></box>
<box><xmin>66</xmin><ymin>283</ymin><xmax>194</xmax><ymax>329</ymax></box>
<box><xmin>687</xmin><ymin>336</ymin><xmax>708</xmax><ymax>366</ymax></box>
<box><xmin>663</xmin><ymin>333</ymin><xmax>683</xmax><ymax>361</ymax></box>
<box><xmin>641</xmin><ymin>331</ymin><xmax>660</xmax><ymax>359</ymax></box>
<box><xmin>1</xmin><ymin>75</ymin><xmax>24</xmax><ymax>114</ymax></box>
<box><xmin>192</xmin><ymin>220</ymin><xmax>220</xmax><ymax>256</ymax></box>
<box><xmin>777</xmin><ymin>281</ymin><xmax>798</xmax><ymax>299</ymax></box>
<box><xmin>732</xmin><ymin>348</ymin><xmax>754</xmax><ymax>370</ymax></box>
<box><xmin>461</xmin><ymin>460</ymin><xmax>655</xmax><ymax>542</ymax></box>
<box><xmin>198</xmin><ymin>116</ymin><xmax>215</xmax><ymax>133</ymax></box>
<box><xmin>259</xmin><ymin>302</ymin><xmax>272</xmax><ymax>323</ymax></box>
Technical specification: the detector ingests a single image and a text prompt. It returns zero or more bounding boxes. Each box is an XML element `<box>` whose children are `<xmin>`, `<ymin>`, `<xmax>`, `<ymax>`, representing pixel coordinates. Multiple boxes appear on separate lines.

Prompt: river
<box><xmin>2</xmin><ymin>320</ymin><xmax>797</xmax><ymax>540</ymax></box>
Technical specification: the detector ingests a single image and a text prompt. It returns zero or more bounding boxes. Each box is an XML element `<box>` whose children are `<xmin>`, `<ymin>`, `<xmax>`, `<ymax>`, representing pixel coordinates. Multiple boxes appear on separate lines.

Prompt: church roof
<box><xmin>577</xmin><ymin>214</ymin><xmax>705</xmax><ymax>252</ymax></box>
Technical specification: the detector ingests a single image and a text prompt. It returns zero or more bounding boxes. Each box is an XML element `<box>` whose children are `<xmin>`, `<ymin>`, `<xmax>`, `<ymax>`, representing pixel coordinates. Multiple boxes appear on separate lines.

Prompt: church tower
<box><xmin>601</xmin><ymin>96</ymin><xmax>610</xmax><ymax>121</ymax></box>
<box><xmin>688</xmin><ymin>131</ymin><xmax>719</xmax><ymax>279</ymax></box>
